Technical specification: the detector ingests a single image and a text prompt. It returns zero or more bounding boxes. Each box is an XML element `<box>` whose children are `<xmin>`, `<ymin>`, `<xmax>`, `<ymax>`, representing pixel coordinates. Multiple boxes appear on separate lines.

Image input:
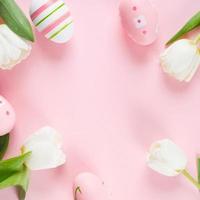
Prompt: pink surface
<box><xmin>0</xmin><ymin>0</ymin><xmax>200</xmax><ymax>199</ymax></box>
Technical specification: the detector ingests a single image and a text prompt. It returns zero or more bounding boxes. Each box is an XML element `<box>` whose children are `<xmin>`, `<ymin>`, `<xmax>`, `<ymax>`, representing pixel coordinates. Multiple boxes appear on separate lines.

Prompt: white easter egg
<box><xmin>30</xmin><ymin>0</ymin><xmax>74</xmax><ymax>43</ymax></box>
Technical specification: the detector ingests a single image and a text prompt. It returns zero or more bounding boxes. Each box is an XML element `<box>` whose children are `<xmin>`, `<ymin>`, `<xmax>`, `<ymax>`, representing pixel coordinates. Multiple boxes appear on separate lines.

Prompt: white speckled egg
<box><xmin>30</xmin><ymin>0</ymin><xmax>74</xmax><ymax>43</ymax></box>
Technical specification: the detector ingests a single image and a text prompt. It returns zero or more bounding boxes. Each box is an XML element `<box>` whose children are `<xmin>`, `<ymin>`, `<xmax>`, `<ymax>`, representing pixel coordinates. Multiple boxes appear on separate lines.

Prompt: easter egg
<box><xmin>0</xmin><ymin>96</ymin><xmax>16</xmax><ymax>135</ymax></box>
<box><xmin>30</xmin><ymin>0</ymin><xmax>74</xmax><ymax>43</ymax></box>
<box><xmin>73</xmin><ymin>172</ymin><xmax>110</xmax><ymax>200</ymax></box>
<box><xmin>119</xmin><ymin>0</ymin><xmax>158</xmax><ymax>45</ymax></box>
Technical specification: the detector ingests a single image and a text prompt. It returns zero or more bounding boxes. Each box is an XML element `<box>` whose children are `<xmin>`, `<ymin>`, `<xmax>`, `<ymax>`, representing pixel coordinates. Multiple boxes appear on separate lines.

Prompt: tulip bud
<box><xmin>160</xmin><ymin>39</ymin><xmax>200</xmax><ymax>82</ymax></box>
<box><xmin>22</xmin><ymin>126</ymin><xmax>66</xmax><ymax>170</ymax></box>
<box><xmin>147</xmin><ymin>139</ymin><xmax>187</xmax><ymax>176</ymax></box>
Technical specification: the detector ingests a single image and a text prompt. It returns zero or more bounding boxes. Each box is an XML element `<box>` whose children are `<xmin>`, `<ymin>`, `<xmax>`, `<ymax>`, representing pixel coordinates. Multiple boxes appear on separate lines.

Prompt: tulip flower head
<box><xmin>22</xmin><ymin>126</ymin><xmax>66</xmax><ymax>170</ymax></box>
<box><xmin>0</xmin><ymin>24</ymin><xmax>32</xmax><ymax>70</ymax></box>
<box><xmin>160</xmin><ymin>37</ymin><xmax>200</xmax><ymax>82</ymax></box>
<box><xmin>147</xmin><ymin>139</ymin><xmax>200</xmax><ymax>190</ymax></box>
<box><xmin>147</xmin><ymin>139</ymin><xmax>187</xmax><ymax>176</ymax></box>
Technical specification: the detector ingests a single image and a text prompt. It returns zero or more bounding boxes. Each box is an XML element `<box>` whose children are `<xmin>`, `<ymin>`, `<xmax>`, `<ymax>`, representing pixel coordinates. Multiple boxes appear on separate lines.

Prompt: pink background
<box><xmin>0</xmin><ymin>0</ymin><xmax>200</xmax><ymax>199</ymax></box>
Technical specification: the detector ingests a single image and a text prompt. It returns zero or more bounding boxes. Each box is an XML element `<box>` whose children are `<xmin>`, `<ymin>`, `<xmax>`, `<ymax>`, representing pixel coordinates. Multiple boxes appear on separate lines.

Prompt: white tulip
<box><xmin>147</xmin><ymin>139</ymin><xmax>187</xmax><ymax>176</ymax></box>
<box><xmin>0</xmin><ymin>24</ymin><xmax>31</xmax><ymax>70</ymax></box>
<box><xmin>22</xmin><ymin>126</ymin><xmax>66</xmax><ymax>170</ymax></box>
<box><xmin>160</xmin><ymin>39</ymin><xmax>200</xmax><ymax>82</ymax></box>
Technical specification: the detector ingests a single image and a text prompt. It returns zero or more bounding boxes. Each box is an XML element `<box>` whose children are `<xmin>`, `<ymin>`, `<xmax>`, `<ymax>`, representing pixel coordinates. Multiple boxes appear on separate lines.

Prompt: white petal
<box><xmin>24</xmin><ymin>142</ymin><xmax>66</xmax><ymax>170</ymax></box>
<box><xmin>185</xmin><ymin>52</ymin><xmax>200</xmax><ymax>82</ymax></box>
<box><xmin>147</xmin><ymin>139</ymin><xmax>187</xmax><ymax>176</ymax></box>
<box><xmin>0</xmin><ymin>24</ymin><xmax>30</xmax><ymax>50</ymax></box>
<box><xmin>0</xmin><ymin>41</ymin><xmax>6</xmax><ymax>66</ymax></box>
<box><xmin>172</xmin><ymin>48</ymin><xmax>200</xmax><ymax>81</ymax></box>
<box><xmin>0</xmin><ymin>34</ymin><xmax>21</xmax><ymax>61</ymax></box>
<box><xmin>160</xmin><ymin>39</ymin><xmax>200</xmax><ymax>82</ymax></box>
<box><xmin>159</xmin><ymin>139</ymin><xmax>187</xmax><ymax>171</ymax></box>
<box><xmin>0</xmin><ymin>33</ymin><xmax>11</xmax><ymax>66</ymax></box>
<box><xmin>23</xmin><ymin>126</ymin><xmax>66</xmax><ymax>170</ymax></box>
<box><xmin>147</xmin><ymin>154</ymin><xmax>179</xmax><ymax>176</ymax></box>
<box><xmin>0</xmin><ymin>24</ymin><xmax>32</xmax><ymax>70</ymax></box>
<box><xmin>25</xmin><ymin>126</ymin><xmax>62</xmax><ymax>147</ymax></box>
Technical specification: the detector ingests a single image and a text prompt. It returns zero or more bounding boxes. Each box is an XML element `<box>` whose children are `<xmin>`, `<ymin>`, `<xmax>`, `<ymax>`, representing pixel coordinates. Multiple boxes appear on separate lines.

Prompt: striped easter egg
<box><xmin>30</xmin><ymin>0</ymin><xmax>74</xmax><ymax>43</ymax></box>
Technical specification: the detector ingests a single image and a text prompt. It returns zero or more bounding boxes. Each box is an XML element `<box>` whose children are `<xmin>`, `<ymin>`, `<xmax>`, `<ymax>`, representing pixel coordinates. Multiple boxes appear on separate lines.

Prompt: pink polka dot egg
<box><xmin>119</xmin><ymin>0</ymin><xmax>158</xmax><ymax>45</ymax></box>
<box><xmin>30</xmin><ymin>0</ymin><xmax>74</xmax><ymax>43</ymax></box>
<box><xmin>0</xmin><ymin>96</ymin><xmax>16</xmax><ymax>136</ymax></box>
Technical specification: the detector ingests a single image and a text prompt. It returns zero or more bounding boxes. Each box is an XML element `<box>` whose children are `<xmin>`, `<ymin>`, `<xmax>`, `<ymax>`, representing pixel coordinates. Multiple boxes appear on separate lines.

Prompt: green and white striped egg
<box><xmin>30</xmin><ymin>0</ymin><xmax>74</xmax><ymax>43</ymax></box>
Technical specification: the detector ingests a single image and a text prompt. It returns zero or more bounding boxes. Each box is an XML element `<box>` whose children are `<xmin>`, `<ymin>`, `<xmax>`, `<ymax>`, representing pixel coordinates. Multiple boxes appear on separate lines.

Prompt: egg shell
<box><xmin>0</xmin><ymin>96</ymin><xmax>16</xmax><ymax>135</ymax></box>
<box><xmin>73</xmin><ymin>172</ymin><xmax>110</xmax><ymax>200</ymax></box>
<box><xmin>30</xmin><ymin>0</ymin><xmax>74</xmax><ymax>43</ymax></box>
<box><xmin>119</xmin><ymin>0</ymin><xmax>158</xmax><ymax>45</ymax></box>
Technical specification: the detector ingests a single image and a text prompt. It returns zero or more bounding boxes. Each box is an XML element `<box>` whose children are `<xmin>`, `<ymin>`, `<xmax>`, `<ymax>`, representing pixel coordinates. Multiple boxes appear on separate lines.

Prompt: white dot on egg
<box><xmin>133</xmin><ymin>15</ymin><xmax>147</xmax><ymax>29</ymax></box>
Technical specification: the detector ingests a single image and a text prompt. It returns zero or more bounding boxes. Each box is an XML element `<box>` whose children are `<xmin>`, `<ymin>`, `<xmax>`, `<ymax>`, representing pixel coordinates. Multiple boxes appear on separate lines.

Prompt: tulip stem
<box><xmin>74</xmin><ymin>186</ymin><xmax>81</xmax><ymax>200</ymax></box>
<box><xmin>182</xmin><ymin>169</ymin><xmax>200</xmax><ymax>189</ymax></box>
<box><xmin>194</xmin><ymin>34</ymin><xmax>200</xmax><ymax>44</ymax></box>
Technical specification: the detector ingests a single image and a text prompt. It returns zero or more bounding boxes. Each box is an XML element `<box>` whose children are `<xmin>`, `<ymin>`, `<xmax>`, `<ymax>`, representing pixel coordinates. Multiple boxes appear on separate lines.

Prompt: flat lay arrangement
<box><xmin>0</xmin><ymin>0</ymin><xmax>200</xmax><ymax>200</ymax></box>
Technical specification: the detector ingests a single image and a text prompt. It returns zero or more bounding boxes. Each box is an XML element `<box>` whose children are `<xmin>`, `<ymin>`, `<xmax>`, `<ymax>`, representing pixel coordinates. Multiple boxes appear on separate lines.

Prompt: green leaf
<box><xmin>167</xmin><ymin>11</ymin><xmax>200</xmax><ymax>45</ymax></box>
<box><xmin>0</xmin><ymin>152</ymin><xmax>31</xmax><ymax>183</ymax></box>
<box><xmin>0</xmin><ymin>165</ymin><xmax>29</xmax><ymax>200</ymax></box>
<box><xmin>0</xmin><ymin>152</ymin><xmax>31</xmax><ymax>200</ymax></box>
<box><xmin>197</xmin><ymin>157</ymin><xmax>200</xmax><ymax>184</ymax></box>
<box><xmin>0</xmin><ymin>133</ymin><xmax>9</xmax><ymax>160</ymax></box>
<box><xmin>0</xmin><ymin>0</ymin><xmax>34</xmax><ymax>42</ymax></box>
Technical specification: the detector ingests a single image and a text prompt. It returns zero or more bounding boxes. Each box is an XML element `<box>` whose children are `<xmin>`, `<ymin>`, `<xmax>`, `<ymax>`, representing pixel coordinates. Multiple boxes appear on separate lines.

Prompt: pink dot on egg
<box><xmin>6</xmin><ymin>111</ymin><xmax>10</xmax><ymax>116</ymax></box>
<box><xmin>142</xmin><ymin>30</ymin><xmax>147</xmax><ymax>35</ymax></box>
<box><xmin>132</xmin><ymin>6</ymin><xmax>137</xmax><ymax>11</ymax></box>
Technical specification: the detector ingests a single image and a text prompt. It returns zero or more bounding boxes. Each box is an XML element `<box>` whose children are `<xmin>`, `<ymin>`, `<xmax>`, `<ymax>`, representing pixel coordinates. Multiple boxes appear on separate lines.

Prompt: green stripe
<box><xmin>36</xmin><ymin>3</ymin><xmax>65</xmax><ymax>26</ymax></box>
<box><xmin>49</xmin><ymin>21</ymin><xmax>73</xmax><ymax>39</ymax></box>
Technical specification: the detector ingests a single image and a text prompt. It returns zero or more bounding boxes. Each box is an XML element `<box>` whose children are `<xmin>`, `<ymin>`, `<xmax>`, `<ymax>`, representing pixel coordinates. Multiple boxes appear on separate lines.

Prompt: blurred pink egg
<box><xmin>119</xmin><ymin>0</ymin><xmax>158</xmax><ymax>45</ymax></box>
<box><xmin>73</xmin><ymin>172</ymin><xmax>110</xmax><ymax>200</ymax></box>
<box><xmin>0</xmin><ymin>96</ymin><xmax>16</xmax><ymax>135</ymax></box>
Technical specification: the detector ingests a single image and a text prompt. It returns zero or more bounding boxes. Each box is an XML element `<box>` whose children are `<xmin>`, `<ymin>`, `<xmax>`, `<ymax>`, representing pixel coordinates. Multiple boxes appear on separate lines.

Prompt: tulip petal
<box><xmin>2</xmin><ymin>36</ymin><xmax>21</xmax><ymax>61</ymax></box>
<box><xmin>23</xmin><ymin>126</ymin><xmax>66</xmax><ymax>171</ymax></box>
<box><xmin>0</xmin><ymin>24</ymin><xmax>32</xmax><ymax>70</ymax></box>
<box><xmin>0</xmin><ymin>25</ymin><xmax>30</xmax><ymax>51</ymax></box>
<box><xmin>147</xmin><ymin>155</ymin><xmax>179</xmax><ymax>176</ymax></box>
<box><xmin>173</xmin><ymin>47</ymin><xmax>200</xmax><ymax>81</ymax></box>
<box><xmin>24</xmin><ymin>142</ymin><xmax>65</xmax><ymax>170</ymax></box>
<box><xmin>147</xmin><ymin>139</ymin><xmax>187</xmax><ymax>176</ymax></box>
<box><xmin>0</xmin><ymin>33</ymin><xmax>10</xmax><ymax>66</ymax></box>
<box><xmin>160</xmin><ymin>140</ymin><xmax>187</xmax><ymax>171</ymax></box>
<box><xmin>185</xmin><ymin>52</ymin><xmax>200</xmax><ymax>82</ymax></box>
<box><xmin>160</xmin><ymin>39</ymin><xmax>200</xmax><ymax>82</ymax></box>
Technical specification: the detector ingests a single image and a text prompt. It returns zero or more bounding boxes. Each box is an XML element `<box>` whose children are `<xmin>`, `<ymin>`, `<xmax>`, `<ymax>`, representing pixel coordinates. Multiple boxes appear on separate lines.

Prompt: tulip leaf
<box><xmin>0</xmin><ymin>133</ymin><xmax>9</xmax><ymax>160</ymax></box>
<box><xmin>167</xmin><ymin>11</ymin><xmax>200</xmax><ymax>45</ymax></box>
<box><xmin>197</xmin><ymin>157</ymin><xmax>200</xmax><ymax>184</ymax></box>
<box><xmin>0</xmin><ymin>165</ymin><xmax>29</xmax><ymax>200</ymax></box>
<box><xmin>0</xmin><ymin>0</ymin><xmax>34</xmax><ymax>42</ymax></box>
<box><xmin>0</xmin><ymin>152</ymin><xmax>31</xmax><ymax>183</ymax></box>
<box><xmin>0</xmin><ymin>152</ymin><xmax>31</xmax><ymax>200</ymax></box>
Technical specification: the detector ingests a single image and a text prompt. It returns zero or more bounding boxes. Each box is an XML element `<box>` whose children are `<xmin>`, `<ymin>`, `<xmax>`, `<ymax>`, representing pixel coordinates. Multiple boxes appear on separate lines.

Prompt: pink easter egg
<box><xmin>0</xmin><ymin>96</ymin><xmax>16</xmax><ymax>135</ymax></box>
<box><xmin>119</xmin><ymin>0</ymin><xmax>158</xmax><ymax>45</ymax></box>
<box><xmin>73</xmin><ymin>172</ymin><xmax>110</xmax><ymax>200</ymax></box>
<box><xmin>30</xmin><ymin>0</ymin><xmax>74</xmax><ymax>43</ymax></box>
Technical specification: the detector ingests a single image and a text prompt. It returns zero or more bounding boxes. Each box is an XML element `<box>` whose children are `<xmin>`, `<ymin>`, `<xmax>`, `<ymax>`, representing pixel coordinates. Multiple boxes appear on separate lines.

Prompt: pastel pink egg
<box><xmin>119</xmin><ymin>0</ymin><xmax>158</xmax><ymax>45</ymax></box>
<box><xmin>0</xmin><ymin>96</ymin><xmax>16</xmax><ymax>135</ymax></box>
<box><xmin>73</xmin><ymin>172</ymin><xmax>110</xmax><ymax>200</ymax></box>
